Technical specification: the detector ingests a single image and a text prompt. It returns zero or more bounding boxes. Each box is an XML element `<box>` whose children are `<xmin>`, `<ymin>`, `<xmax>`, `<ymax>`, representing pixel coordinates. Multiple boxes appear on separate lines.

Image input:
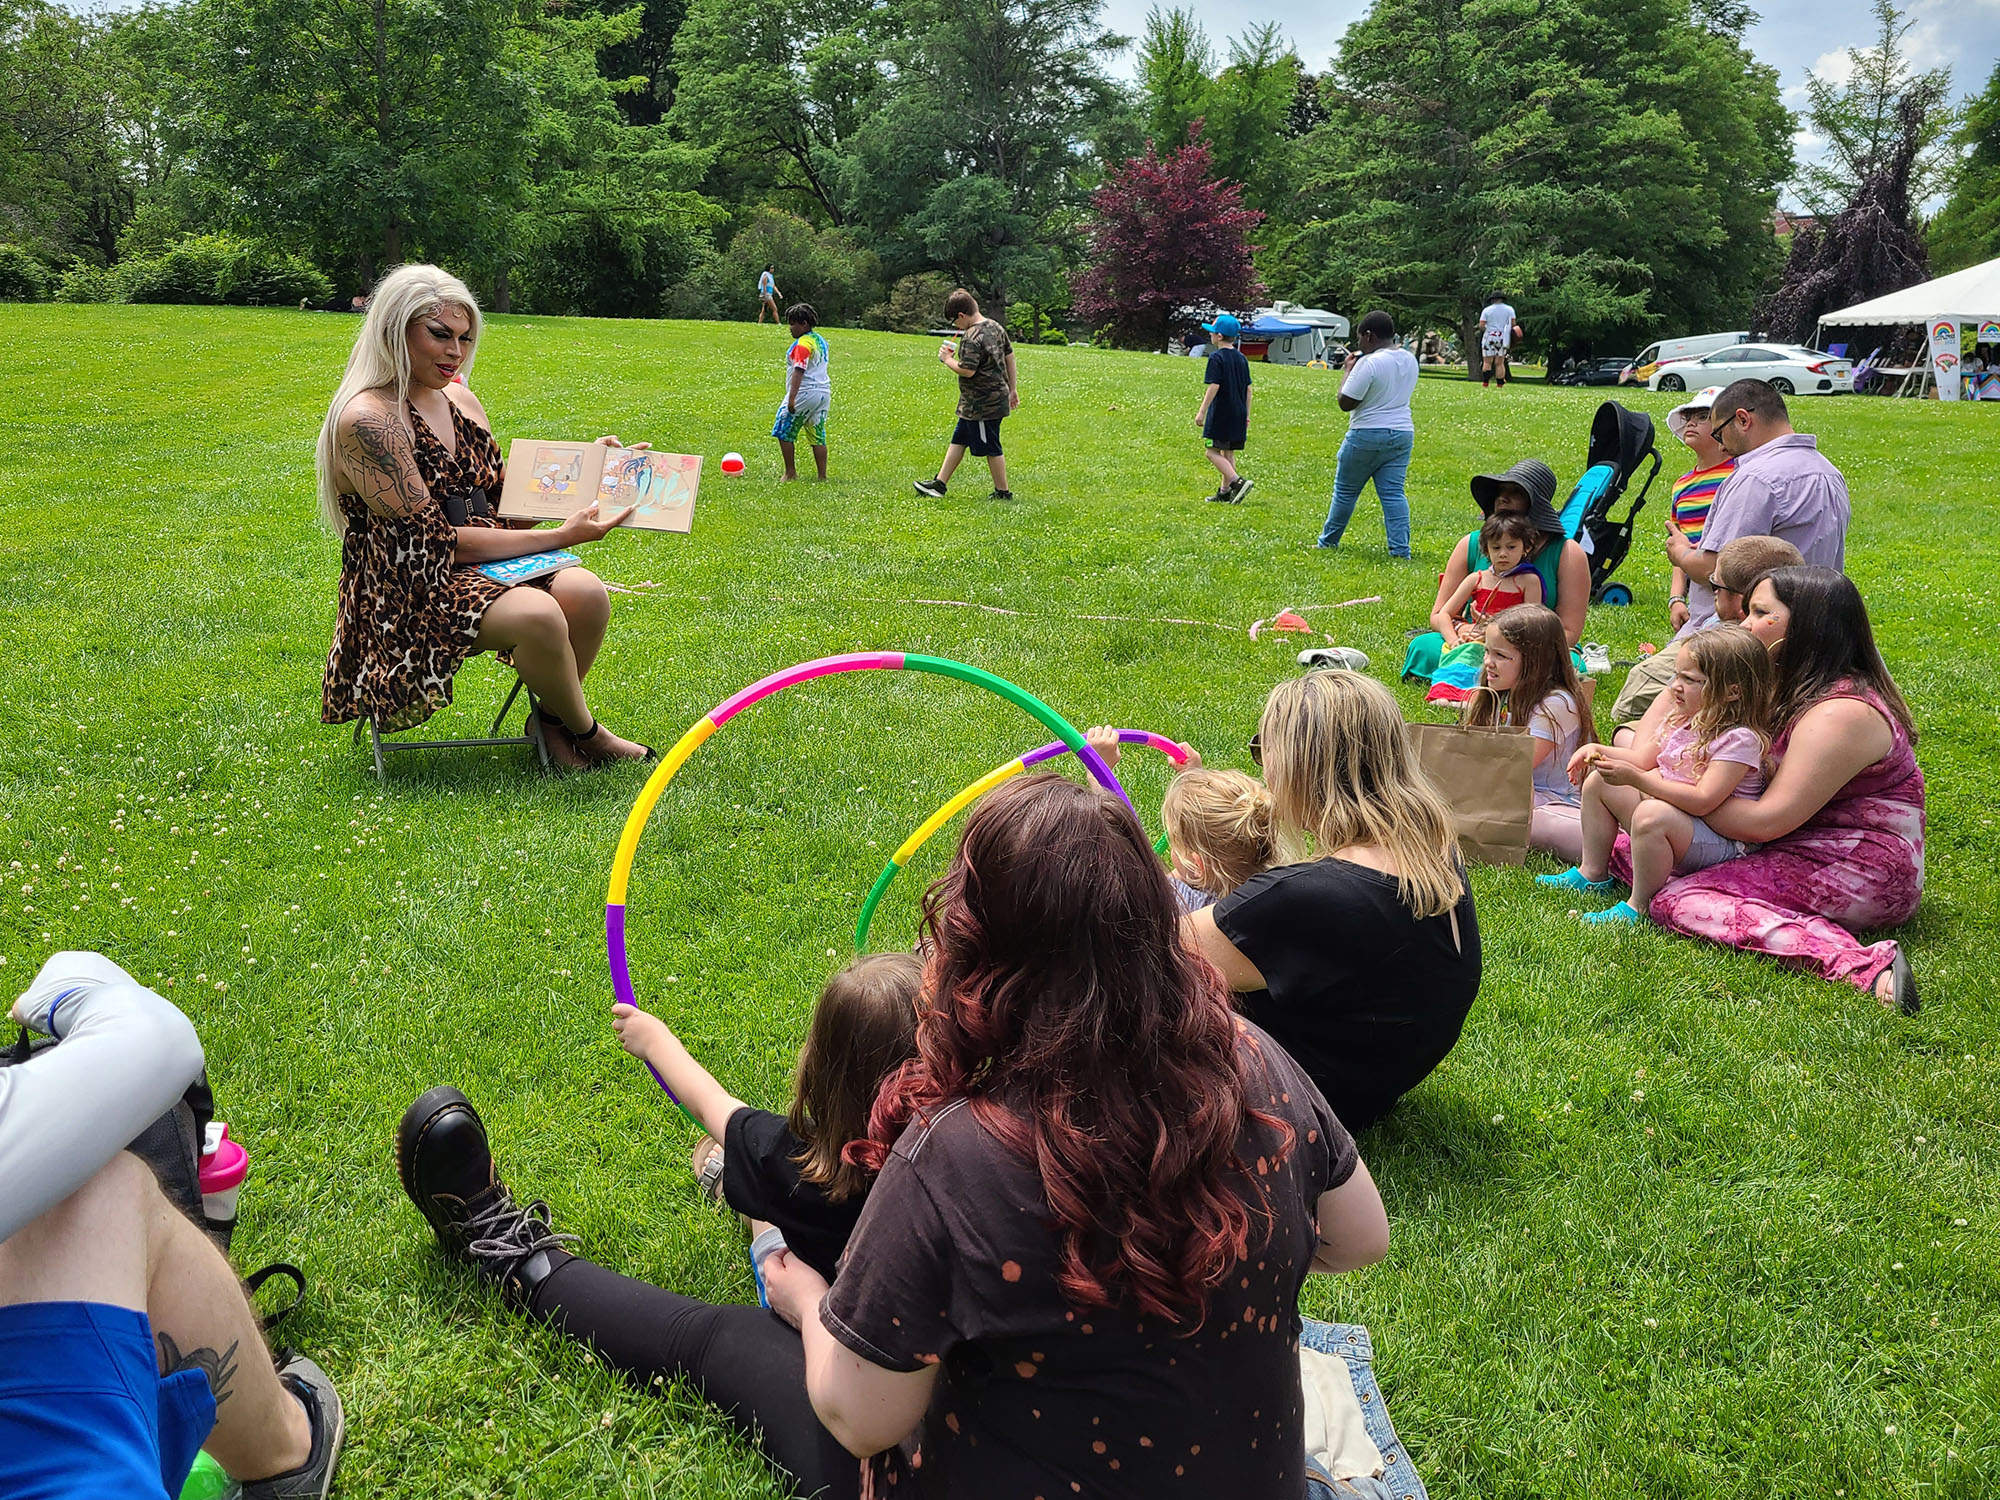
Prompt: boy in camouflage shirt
<box><xmin>913</xmin><ymin>288</ymin><xmax>1018</xmax><ymax>501</ymax></box>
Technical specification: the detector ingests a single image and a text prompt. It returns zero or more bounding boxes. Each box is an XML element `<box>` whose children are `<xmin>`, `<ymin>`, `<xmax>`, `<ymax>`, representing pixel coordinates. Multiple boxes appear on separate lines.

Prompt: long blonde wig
<box><xmin>313</xmin><ymin>264</ymin><xmax>482</xmax><ymax>532</ymax></box>
<box><xmin>1258</xmin><ymin>670</ymin><xmax>1465</xmax><ymax>919</ymax></box>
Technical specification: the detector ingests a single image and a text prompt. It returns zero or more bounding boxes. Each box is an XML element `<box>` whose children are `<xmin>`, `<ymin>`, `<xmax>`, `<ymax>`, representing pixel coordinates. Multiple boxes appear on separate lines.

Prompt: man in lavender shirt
<box><xmin>1664</xmin><ymin>378</ymin><xmax>1849</xmax><ymax>635</ymax></box>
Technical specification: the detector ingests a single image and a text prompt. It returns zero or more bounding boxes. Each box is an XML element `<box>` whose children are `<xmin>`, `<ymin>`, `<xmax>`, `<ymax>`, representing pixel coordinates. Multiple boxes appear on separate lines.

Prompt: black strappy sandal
<box><xmin>538</xmin><ymin>708</ymin><xmax>655</xmax><ymax>767</ymax></box>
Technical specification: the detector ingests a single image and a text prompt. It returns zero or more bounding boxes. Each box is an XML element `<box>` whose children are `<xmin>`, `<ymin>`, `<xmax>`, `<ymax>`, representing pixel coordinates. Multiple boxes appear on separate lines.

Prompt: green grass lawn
<box><xmin>2</xmin><ymin>305</ymin><xmax>1995</xmax><ymax>1498</ymax></box>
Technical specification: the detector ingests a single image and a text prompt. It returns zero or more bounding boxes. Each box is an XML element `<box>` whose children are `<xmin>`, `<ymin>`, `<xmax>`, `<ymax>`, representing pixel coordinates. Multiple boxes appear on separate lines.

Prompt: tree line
<box><xmin>0</xmin><ymin>0</ymin><xmax>1991</xmax><ymax>351</ymax></box>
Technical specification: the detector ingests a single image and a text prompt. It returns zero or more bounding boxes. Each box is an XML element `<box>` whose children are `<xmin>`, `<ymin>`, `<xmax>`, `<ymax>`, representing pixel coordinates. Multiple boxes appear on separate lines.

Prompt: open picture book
<box><xmin>496</xmin><ymin>441</ymin><xmax>701</xmax><ymax>534</ymax></box>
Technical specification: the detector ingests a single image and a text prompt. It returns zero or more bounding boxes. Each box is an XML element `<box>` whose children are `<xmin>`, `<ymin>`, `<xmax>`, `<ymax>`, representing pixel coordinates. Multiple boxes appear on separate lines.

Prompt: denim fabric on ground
<box><xmin>1299</xmin><ymin>1319</ymin><xmax>1429</xmax><ymax>1500</ymax></box>
<box><xmin>1321</xmin><ymin>429</ymin><xmax>1414</xmax><ymax>556</ymax></box>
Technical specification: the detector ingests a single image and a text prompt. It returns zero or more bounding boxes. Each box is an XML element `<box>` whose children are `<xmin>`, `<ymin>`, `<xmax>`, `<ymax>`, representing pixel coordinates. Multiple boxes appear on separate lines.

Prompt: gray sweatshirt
<box><xmin>1</xmin><ymin>950</ymin><xmax>205</xmax><ymax>1243</ymax></box>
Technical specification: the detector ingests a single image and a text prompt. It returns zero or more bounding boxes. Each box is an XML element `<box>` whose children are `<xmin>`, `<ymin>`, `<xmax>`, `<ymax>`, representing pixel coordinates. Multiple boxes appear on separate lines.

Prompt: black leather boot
<box><xmin>396</xmin><ymin>1085</ymin><xmax>575</xmax><ymax>1310</ymax></box>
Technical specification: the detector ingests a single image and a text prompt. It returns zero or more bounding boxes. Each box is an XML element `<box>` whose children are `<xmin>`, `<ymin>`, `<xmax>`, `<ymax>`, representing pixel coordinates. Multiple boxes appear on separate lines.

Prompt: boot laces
<box><xmin>463</xmin><ymin>1187</ymin><xmax>577</xmax><ymax>1271</ymax></box>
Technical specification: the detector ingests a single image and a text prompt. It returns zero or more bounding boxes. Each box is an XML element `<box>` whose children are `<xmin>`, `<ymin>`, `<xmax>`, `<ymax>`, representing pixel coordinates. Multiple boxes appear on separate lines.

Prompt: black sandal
<box><xmin>1887</xmin><ymin>947</ymin><xmax>1919</xmax><ymax>1016</ymax></box>
<box><xmin>540</xmin><ymin>709</ymin><xmax>655</xmax><ymax>765</ymax></box>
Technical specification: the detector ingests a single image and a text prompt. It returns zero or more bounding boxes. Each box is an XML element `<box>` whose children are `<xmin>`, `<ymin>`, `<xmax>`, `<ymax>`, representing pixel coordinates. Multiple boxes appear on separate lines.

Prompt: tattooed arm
<box><xmin>336</xmin><ymin>394</ymin><xmax>632</xmax><ymax>561</ymax></box>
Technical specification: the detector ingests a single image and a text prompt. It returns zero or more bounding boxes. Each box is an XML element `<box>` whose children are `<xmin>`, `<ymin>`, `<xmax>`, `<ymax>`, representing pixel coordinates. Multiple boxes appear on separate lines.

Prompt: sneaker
<box><xmin>1230</xmin><ymin>475</ymin><xmax>1255</xmax><ymax>502</ymax></box>
<box><xmin>240</xmin><ymin>1353</ymin><xmax>344</xmax><ymax>1500</ymax></box>
<box><xmin>1581</xmin><ymin>642</ymin><xmax>1612</xmax><ymax>674</ymax></box>
<box><xmin>396</xmin><ymin>1085</ymin><xmax>576</xmax><ymax>1307</ymax></box>
<box><xmin>989</xmin><ymin>488</ymin><xmax>1014</xmax><ymax>500</ymax></box>
<box><xmin>1208</xmin><ymin>481</ymin><xmax>1244</xmax><ymax>504</ymax></box>
<box><xmin>912</xmin><ymin>478</ymin><xmax>947</xmax><ymax>498</ymax></box>
<box><xmin>1297</xmin><ymin>646</ymin><xmax>1370</xmax><ymax>671</ymax></box>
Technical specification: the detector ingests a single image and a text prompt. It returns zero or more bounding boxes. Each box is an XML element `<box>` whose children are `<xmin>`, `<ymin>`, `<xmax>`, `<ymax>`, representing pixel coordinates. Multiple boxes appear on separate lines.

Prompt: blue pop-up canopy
<box><xmin>1244</xmin><ymin>315</ymin><xmax>1315</xmax><ymax>337</ymax></box>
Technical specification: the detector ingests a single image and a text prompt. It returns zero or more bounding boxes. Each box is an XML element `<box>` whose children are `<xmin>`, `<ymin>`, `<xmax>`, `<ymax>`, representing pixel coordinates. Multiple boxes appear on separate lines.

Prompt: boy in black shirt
<box><xmin>1194</xmin><ymin>313</ymin><xmax>1254</xmax><ymax>503</ymax></box>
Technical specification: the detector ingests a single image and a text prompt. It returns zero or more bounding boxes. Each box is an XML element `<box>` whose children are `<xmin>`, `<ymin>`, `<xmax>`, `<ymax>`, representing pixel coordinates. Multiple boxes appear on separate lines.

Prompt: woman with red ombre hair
<box><xmin>760</xmin><ymin>773</ymin><xmax>1391</xmax><ymax>1499</ymax></box>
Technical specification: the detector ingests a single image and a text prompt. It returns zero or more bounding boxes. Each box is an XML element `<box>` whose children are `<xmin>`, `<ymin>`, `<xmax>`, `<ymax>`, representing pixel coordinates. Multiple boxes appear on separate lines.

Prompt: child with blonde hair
<box><xmin>1465</xmin><ymin>604</ymin><xmax>1597</xmax><ymax>858</ymax></box>
<box><xmin>1540</xmin><ymin>626</ymin><xmax>1774</xmax><ymax>923</ymax></box>
<box><xmin>1083</xmin><ymin>728</ymin><xmax>1274</xmax><ymax>910</ymax></box>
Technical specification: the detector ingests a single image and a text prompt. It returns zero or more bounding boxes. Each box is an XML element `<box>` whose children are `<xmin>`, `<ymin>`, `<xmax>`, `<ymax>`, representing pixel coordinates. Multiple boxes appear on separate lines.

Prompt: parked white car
<box><xmin>1648</xmin><ymin>343</ymin><xmax>1854</xmax><ymax>395</ymax></box>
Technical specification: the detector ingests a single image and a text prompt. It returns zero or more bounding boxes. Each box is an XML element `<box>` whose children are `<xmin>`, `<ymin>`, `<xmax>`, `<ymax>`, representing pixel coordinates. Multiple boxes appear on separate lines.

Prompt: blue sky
<box><xmin>1096</xmin><ymin>0</ymin><xmax>2000</xmax><ymax>205</ymax></box>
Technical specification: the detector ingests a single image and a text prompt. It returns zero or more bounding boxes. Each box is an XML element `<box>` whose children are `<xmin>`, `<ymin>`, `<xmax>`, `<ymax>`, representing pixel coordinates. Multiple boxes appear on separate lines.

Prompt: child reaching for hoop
<box><xmin>1538</xmin><ymin>626</ymin><xmax>1773</xmax><ymax>923</ymax></box>
<box><xmin>1085</xmin><ymin>728</ymin><xmax>1273</xmax><ymax>912</ymax></box>
<box><xmin>611</xmin><ymin>952</ymin><xmax>921</xmax><ymax>1285</ymax></box>
<box><xmin>1424</xmin><ymin>513</ymin><xmax>1544</xmax><ymax>706</ymax></box>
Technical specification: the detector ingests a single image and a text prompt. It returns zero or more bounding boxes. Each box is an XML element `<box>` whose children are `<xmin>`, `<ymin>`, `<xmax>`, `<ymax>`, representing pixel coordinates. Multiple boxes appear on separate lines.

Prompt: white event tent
<box><xmin>1819</xmin><ymin>256</ymin><xmax>2000</xmax><ymax>401</ymax></box>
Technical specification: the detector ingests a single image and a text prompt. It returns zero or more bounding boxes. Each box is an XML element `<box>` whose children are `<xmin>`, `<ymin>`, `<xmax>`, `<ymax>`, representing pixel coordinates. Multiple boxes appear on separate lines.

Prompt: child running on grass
<box><xmin>610</xmin><ymin>951</ymin><xmax>921</xmax><ymax>1285</ymax></box>
<box><xmin>771</xmin><ymin>302</ymin><xmax>830</xmax><ymax>481</ymax></box>
<box><xmin>1541</xmin><ymin>626</ymin><xmax>1773</xmax><ymax>924</ymax></box>
<box><xmin>1085</xmin><ymin>727</ymin><xmax>1272</xmax><ymax>912</ymax></box>
<box><xmin>1194</xmin><ymin>314</ymin><xmax>1254</xmax><ymax>503</ymax></box>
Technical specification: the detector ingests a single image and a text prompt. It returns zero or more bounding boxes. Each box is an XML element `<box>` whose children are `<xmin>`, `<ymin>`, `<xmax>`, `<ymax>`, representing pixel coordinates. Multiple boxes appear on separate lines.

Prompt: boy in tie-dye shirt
<box><xmin>772</xmin><ymin>302</ymin><xmax>831</xmax><ymax>480</ymax></box>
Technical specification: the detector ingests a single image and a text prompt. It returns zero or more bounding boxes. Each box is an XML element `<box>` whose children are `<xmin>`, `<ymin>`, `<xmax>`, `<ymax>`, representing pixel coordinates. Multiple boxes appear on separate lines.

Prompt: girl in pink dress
<box><xmin>1605</xmin><ymin>567</ymin><xmax>1923</xmax><ymax>1011</ymax></box>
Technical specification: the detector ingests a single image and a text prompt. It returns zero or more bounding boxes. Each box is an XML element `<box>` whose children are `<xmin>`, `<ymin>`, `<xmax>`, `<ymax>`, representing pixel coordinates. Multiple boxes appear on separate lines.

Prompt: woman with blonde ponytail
<box><xmin>1183</xmin><ymin>670</ymin><xmax>1482</xmax><ymax>1130</ymax></box>
<box><xmin>318</xmin><ymin>264</ymin><xmax>652</xmax><ymax>768</ymax></box>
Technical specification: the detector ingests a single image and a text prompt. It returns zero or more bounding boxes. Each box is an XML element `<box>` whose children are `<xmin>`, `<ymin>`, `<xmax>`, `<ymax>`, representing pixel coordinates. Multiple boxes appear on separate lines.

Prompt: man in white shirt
<box><xmin>1317</xmin><ymin>310</ymin><xmax>1420</xmax><ymax>557</ymax></box>
<box><xmin>1479</xmin><ymin>294</ymin><xmax>1518</xmax><ymax>388</ymax></box>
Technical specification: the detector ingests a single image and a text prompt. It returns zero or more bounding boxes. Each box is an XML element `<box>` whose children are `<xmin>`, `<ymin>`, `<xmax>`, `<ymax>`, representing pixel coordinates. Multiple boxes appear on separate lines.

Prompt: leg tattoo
<box><xmin>157</xmin><ymin>1331</ymin><xmax>242</xmax><ymax>1411</ymax></box>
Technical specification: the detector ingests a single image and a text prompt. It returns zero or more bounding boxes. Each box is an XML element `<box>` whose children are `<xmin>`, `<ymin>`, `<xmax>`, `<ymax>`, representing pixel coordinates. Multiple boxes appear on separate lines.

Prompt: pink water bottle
<box><xmin>198</xmin><ymin>1123</ymin><xmax>250</xmax><ymax>1238</ymax></box>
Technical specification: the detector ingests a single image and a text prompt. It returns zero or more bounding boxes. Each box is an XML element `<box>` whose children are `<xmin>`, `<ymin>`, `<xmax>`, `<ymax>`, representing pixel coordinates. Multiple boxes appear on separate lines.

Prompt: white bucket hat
<box><xmin>1667</xmin><ymin>385</ymin><xmax>1727</xmax><ymax>442</ymax></box>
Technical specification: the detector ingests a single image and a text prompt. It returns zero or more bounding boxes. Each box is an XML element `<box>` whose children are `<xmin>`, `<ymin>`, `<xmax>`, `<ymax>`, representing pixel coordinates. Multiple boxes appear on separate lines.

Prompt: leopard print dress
<box><xmin>321</xmin><ymin>401</ymin><xmax>554</xmax><ymax>733</ymax></box>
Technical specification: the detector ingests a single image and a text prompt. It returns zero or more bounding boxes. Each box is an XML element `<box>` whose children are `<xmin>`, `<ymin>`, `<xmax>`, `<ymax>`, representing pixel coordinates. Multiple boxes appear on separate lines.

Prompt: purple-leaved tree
<box><xmin>1073</xmin><ymin>129</ymin><xmax>1265</xmax><ymax>349</ymax></box>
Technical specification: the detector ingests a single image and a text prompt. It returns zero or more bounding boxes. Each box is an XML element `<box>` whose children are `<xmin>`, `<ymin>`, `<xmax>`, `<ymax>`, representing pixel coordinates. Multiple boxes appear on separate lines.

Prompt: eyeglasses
<box><xmin>1248</xmin><ymin>731</ymin><xmax>1262</xmax><ymax>767</ymax></box>
<box><xmin>1707</xmin><ymin>410</ymin><xmax>1744</xmax><ymax>440</ymax></box>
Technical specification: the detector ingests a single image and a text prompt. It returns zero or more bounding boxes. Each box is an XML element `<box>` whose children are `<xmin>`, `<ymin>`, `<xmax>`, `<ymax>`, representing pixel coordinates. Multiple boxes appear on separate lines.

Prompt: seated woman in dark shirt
<box><xmin>1184</xmin><ymin>669</ymin><xmax>1482</xmax><ymax>1131</ymax></box>
<box><xmin>762</xmin><ymin>773</ymin><xmax>1392</xmax><ymax>1499</ymax></box>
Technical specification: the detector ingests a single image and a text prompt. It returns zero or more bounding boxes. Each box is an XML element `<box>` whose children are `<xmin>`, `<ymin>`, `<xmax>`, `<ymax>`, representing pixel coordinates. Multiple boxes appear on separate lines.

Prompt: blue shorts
<box><xmin>771</xmin><ymin>397</ymin><xmax>829</xmax><ymax>447</ymax></box>
<box><xmin>949</xmin><ymin>416</ymin><xmax>1004</xmax><ymax>457</ymax></box>
<box><xmin>0</xmin><ymin>1302</ymin><xmax>216</xmax><ymax>1499</ymax></box>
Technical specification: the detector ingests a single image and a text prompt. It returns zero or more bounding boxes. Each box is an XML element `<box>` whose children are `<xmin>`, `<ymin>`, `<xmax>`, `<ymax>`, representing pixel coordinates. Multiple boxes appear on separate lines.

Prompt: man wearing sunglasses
<box><xmin>1662</xmin><ymin>378</ymin><xmax>1848</xmax><ymax>651</ymax></box>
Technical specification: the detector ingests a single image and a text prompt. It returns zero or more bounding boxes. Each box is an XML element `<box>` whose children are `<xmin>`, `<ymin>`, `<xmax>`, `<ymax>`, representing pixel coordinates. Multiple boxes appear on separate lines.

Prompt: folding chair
<box><xmin>365</xmin><ymin>666</ymin><xmax>551</xmax><ymax>781</ymax></box>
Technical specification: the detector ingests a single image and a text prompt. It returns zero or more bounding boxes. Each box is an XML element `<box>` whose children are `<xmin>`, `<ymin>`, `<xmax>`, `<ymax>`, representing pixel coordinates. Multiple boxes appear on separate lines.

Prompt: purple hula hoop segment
<box><xmin>602</xmin><ymin>652</ymin><xmax>1126</xmax><ymax>1110</ymax></box>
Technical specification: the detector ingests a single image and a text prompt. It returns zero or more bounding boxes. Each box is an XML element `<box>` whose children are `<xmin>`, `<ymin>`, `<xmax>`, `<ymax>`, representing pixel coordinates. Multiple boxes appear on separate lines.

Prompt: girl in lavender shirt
<box><xmin>1543</xmin><ymin>628</ymin><xmax>1773</xmax><ymax>924</ymax></box>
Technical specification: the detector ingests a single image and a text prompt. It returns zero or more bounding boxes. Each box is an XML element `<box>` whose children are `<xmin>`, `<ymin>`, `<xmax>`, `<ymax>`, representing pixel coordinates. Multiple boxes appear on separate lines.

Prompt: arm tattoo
<box><xmin>156</xmin><ymin>1330</ymin><xmax>242</xmax><ymax>1410</ymax></box>
<box><xmin>345</xmin><ymin>408</ymin><xmax>435</xmax><ymax>519</ymax></box>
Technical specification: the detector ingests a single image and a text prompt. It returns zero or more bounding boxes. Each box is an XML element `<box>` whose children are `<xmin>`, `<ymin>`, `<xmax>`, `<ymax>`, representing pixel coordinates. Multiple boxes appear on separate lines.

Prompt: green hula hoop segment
<box><xmin>853</xmin><ymin>728</ymin><xmax>1191</xmax><ymax>949</ymax></box>
<box><xmin>603</xmin><ymin>652</ymin><xmax>1129</xmax><ymax>1107</ymax></box>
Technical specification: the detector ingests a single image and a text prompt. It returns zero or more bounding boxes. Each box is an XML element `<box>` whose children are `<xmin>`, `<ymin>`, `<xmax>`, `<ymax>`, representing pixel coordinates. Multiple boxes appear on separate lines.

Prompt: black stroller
<box><xmin>1555</xmin><ymin>400</ymin><xmax>1662</xmax><ymax>605</ymax></box>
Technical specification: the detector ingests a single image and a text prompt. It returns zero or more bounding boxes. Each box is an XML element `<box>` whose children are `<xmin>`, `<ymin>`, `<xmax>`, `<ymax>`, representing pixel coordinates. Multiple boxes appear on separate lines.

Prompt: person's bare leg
<box><xmin>778</xmin><ymin>439</ymin><xmax>798</xmax><ymax>480</ymax></box>
<box><xmin>1205</xmin><ymin>448</ymin><xmax>1237</xmax><ymax>489</ymax></box>
<box><xmin>548</xmin><ymin>567</ymin><xmax>611</xmax><ymax>682</ymax></box>
<box><xmin>1612</xmin><ymin>725</ymin><xmax>1637</xmax><ymax>748</ymax></box>
<box><xmin>476</xmin><ymin>590</ymin><xmax>643</xmax><ymax>765</ymax></box>
<box><xmin>1531</xmin><ymin>802</ymin><xmax>1584</xmax><ymax>865</ymax></box>
<box><xmin>988</xmin><ymin>453</ymin><xmax>1009</xmax><ymax>491</ymax></box>
<box><xmin>1579</xmin><ymin>774</ymin><xmax>1643</xmax><ymax>880</ymax></box>
<box><xmin>811</xmin><ymin>443</ymin><xmax>827</xmax><ymax>480</ymax></box>
<box><xmin>0</xmin><ymin>1153</ymin><xmax>312</xmax><ymax>1481</ymax></box>
<box><xmin>1627</xmin><ymin>798</ymin><xmax>1694</xmax><ymax>910</ymax></box>
<box><xmin>937</xmin><ymin>443</ymin><xmax>967</xmax><ymax>484</ymax></box>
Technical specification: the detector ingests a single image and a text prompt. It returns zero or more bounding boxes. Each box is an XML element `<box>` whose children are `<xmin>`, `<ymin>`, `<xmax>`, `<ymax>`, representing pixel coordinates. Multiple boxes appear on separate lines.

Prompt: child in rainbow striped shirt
<box><xmin>1663</xmin><ymin>384</ymin><xmax>1734</xmax><ymax>632</ymax></box>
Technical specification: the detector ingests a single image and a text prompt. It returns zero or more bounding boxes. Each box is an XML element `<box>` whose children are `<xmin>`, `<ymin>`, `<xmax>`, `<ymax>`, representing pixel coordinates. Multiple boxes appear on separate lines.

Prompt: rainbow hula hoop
<box><xmin>604</xmin><ymin>652</ymin><xmax>1128</xmax><ymax>1111</ymax></box>
<box><xmin>853</xmin><ymin>729</ymin><xmax>1189</xmax><ymax>949</ymax></box>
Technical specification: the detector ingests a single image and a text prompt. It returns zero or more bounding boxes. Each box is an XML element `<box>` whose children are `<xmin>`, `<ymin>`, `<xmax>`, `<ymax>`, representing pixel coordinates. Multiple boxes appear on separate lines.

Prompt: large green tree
<box><xmin>1293</xmin><ymin>0</ymin><xmax>1791</xmax><ymax>361</ymax></box>
<box><xmin>1930</xmin><ymin>62</ymin><xmax>2000</xmax><ymax>274</ymax></box>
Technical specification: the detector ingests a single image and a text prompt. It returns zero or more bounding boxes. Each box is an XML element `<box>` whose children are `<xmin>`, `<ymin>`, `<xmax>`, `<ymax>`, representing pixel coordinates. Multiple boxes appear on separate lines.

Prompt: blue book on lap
<box><xmin>475</xmin><ymin>550</ymin><xmax>580</xmax><ymax>585</ymax></box>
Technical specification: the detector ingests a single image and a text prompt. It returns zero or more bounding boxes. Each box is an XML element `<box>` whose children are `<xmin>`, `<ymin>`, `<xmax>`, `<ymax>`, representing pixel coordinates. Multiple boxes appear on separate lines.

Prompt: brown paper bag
<box><xmin>1404</xmin><ymin>719</ymin><xmax>1535</xmax><ymax>866</ymax></box>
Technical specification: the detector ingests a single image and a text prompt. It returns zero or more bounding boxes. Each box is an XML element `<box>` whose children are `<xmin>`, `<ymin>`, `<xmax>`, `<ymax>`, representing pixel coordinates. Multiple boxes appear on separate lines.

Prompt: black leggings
<box><xmin>528</xmin><ymin>1256</ymin><xmax>860</xmax><ymax>1499</ymax></box>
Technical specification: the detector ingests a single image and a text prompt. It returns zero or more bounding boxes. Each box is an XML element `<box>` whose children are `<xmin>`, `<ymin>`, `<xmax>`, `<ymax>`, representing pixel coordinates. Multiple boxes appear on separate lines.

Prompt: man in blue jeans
<box><xmin>1317</xmin><ymin>310</ymin><xmax>1420</xmax><ymax>557</ymax></box>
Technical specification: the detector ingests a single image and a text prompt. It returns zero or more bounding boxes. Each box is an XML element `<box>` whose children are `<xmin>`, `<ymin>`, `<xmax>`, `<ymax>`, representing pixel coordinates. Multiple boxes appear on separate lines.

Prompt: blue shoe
<box><xmin>1581</xmin><ymin>900</ymin><xmax>1644</xmax><ymax>925</ymax></box>
<box><xmin>1537</xmin><ymin>866</ymin><xmax>1616</xmax><ymax>894</ymax></box>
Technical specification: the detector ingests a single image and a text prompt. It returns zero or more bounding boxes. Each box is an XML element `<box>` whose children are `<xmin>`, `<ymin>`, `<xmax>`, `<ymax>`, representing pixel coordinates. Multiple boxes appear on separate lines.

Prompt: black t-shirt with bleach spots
<box><xmin>819</xmin><ymin>1020</ymin><xmax>1357</xmax><ymax>1499</ymax></box>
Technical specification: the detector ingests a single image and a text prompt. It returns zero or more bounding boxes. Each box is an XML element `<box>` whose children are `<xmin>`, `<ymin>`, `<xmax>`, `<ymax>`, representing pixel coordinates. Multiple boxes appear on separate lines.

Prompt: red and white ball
<box><xmin>720</xmin><ymin>452</ymin><xmax>746</xmax><ymax>475</ymax></box>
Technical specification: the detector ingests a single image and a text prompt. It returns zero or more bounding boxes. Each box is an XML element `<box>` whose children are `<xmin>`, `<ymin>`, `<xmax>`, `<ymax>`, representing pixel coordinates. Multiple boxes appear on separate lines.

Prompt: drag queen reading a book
<box><xmin>316</xmin><ymin>264</ymin><xmax>651</xmax><ymax>767</ymax></box>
